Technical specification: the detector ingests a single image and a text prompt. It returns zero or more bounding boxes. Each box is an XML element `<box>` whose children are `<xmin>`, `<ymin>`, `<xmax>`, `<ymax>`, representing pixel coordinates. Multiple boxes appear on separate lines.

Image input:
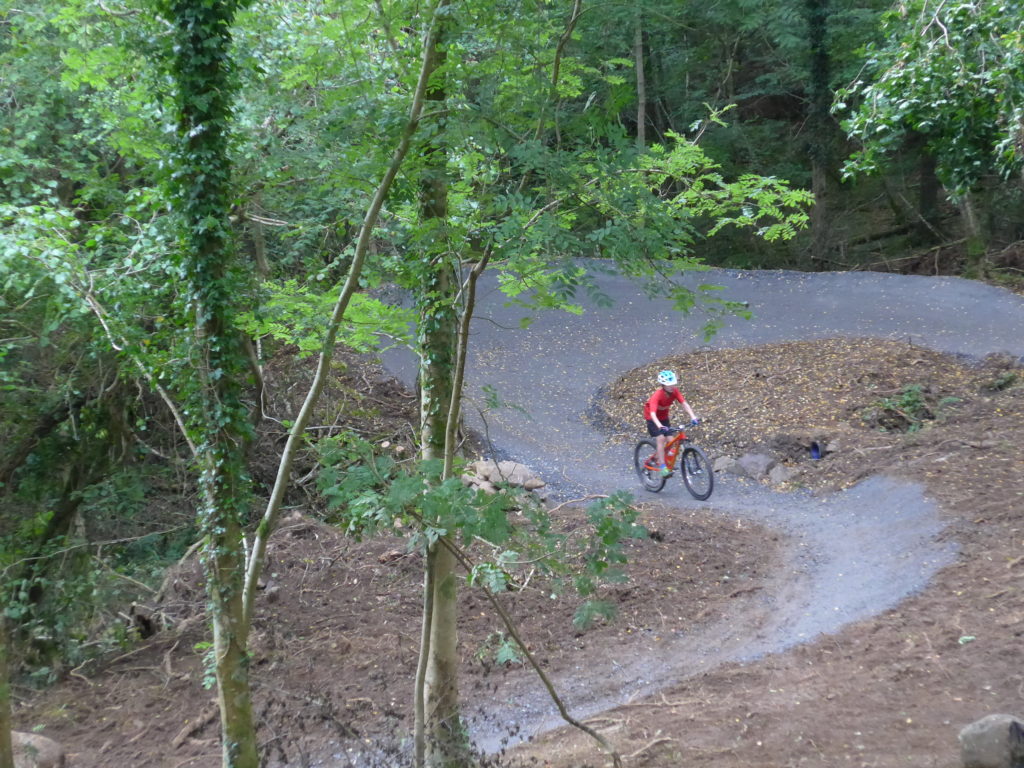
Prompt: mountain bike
<box><xmin>633</xmin><ymin>426</ymin><xmax>714</xmax><ymax>499</ymax></box>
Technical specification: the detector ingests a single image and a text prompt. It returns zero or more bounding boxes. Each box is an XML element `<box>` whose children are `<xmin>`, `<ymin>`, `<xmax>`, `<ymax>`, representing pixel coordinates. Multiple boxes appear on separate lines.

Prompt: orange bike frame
<box><xmin>644</xmin><ymin>429</ymin><xmax>688</xmax><ymax>471</ymax></box>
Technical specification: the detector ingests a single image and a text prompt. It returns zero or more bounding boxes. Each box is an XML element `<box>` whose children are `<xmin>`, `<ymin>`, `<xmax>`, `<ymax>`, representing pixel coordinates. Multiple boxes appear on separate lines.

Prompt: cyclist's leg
<box><xmin>646</xmin><ymin>419</ymin><xmax>664</xmax><ymax>464</ymax></box>
<box><xmin>656</xmin><ymin>419</ymin><xmax>671</xmax><ymax>468</ymax></box>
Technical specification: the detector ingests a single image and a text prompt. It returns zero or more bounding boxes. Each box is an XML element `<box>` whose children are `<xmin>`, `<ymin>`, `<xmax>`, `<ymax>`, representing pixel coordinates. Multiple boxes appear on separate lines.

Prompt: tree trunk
<box><xmin>249</xmin><ymin>211</ymin><xmax>270</xmax><ymax>279</ymax></box>
<box><xmin>422</xmin><ymin>543</ymin><xmax>464</xmax><ymax>767</ymax></box>
<box><xmin>0</xmin><ymin>394</ymin><xmax>88</xmax><ymax>495</ymax></box>
<box><xmin>190</xmin><ymin>164</ymin><xmax>260</xmax><ymax>768</ymax></box>
<box><xmin>0</xmin><ymin>618</ymin><xmax>13</xmax><ymax>768</ymax></box>
<box><xmin>634</xmin><ymin>9</ymin><xmax>646</xmax><ymax>150</ymax></box>
<box><xmin>810</xmin><ymin>161</ymin><xmax>828</xmax><ymax>266</ymax></box>
<box><xmin>206</xmin><ymin>512</ymin><xmax>258</xmax><ymax>768</ymax></box>
<box><xmin>412</xmin><ymin>5</ymin><xmax>468</xmax><ymax>765</ymax></box>
<box><xmin>805</xmin><ymin>0</ymin><xmax>831</xmax><ymax>266</ymax></box>
<box><xmin>918</xmin><ymin>148</ymin><xmax>941</xmax><ymax>239</ymax></box>
<box><xmin>900</xmin><ymin>131</ymin><xmax>944</xmax><ymax>242</ymax></box>
<box><xmin>413</xmin><ymin>545</ymin><xmax>435</xmax><ymax>767</ymax></box>
<box><xmin>166</xmin><ymin>0</ymin><xmax>259</xmax><ymax>764</ymax></box>
<box><xmin>959</xmin><ymin>194</ymin><xmax>989</xmax><ymax>277</ymax></box>
<box><xmin>241</xmin><ymin>1</ymin><xmax>449</xmax><ymax>642</ymax></box>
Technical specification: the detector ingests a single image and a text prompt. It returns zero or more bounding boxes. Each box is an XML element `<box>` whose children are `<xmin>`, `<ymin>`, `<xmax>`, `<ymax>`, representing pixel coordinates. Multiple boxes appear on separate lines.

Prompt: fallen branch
<box><xmin>621</xmin><ymin>692</ymin><xmax>699</xmax><ymax>709</ymax></box>
<box><xmin>171</xmin><ymin>704</ymin><xmax>218</xmax><ymax>749</ymax></box>
<box><xmin>545</xmin><ymin>494</ymin><xmax>609</xmax><ymax>515</ymax></box>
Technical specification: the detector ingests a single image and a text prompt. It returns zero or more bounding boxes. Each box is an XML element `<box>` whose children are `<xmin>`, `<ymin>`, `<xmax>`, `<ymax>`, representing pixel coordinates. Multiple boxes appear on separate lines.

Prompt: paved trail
<box><xmin>382</xmin><ymin>266</ymin><xmax>1024</xmax><ymax>748</ymax></box>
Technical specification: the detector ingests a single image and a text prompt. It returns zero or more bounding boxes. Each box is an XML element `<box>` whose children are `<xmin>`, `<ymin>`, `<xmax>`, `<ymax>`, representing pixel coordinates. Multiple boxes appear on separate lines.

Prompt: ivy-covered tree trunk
<box><xmin>0</xmin><ymin>618</ymin><xmax>12</xmax><ymax>768</ymax></box>
<box><xmin>416</xmin><ymin>237</ymin><xmax>464</xmax><ymax>766</ymax></box>
<box><xmin>163</xmin><ymin>0</ymin><xmax>258</xmax><ymax>765</ymax></box>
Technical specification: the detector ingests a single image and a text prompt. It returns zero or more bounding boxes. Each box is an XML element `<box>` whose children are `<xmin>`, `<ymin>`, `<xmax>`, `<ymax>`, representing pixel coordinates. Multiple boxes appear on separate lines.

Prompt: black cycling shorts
<box><xmin>646</xmin><ymin>419</ymin><xmax>669</xmax><ymax>437</ymax></box>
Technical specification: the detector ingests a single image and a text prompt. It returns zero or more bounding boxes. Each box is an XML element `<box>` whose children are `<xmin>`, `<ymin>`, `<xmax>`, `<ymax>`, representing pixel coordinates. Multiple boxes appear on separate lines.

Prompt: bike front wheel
<box><xmin>680</xmin><ymin>445</ymin><xmax>714</xmax><ymax>500</ymax></box>
<box><xmin>633</xmin><ymin>439</ymin><xmax>666</xmax><ymax>492</ymax></box>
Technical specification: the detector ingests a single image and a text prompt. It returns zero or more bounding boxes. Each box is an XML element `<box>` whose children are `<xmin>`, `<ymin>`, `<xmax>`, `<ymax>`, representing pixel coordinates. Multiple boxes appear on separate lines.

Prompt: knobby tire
<box><xmin>680</xmin><ymin>445</ymin><xmax>713</xmax><ymax>500</ymax></box>
<box><xmin>633</xmin><ymin>438</ymin><xmax>666</xmax><ymax>492</ymax></box>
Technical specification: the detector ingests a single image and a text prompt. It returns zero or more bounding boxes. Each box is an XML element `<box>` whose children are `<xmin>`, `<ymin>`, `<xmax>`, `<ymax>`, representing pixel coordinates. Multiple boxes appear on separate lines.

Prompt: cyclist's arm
<box><xmin>678</xmin><ymin>393</ymin><xmax>697</xmax><ymax>422</ymax></box>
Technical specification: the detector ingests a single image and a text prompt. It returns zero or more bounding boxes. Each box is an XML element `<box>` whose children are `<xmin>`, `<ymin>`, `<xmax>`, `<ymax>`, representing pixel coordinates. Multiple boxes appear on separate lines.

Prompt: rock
<box><xmin>737</xmin><ymin>453</ymin><xmax>777</xmax><ymax>479</ymax></box>
<box><xmin>768</xmin><ymin>464</ymin><xmax>798</xmax><ymax>485</ymax></box>
<box><xmin>713</xmin><ymin>456</ymin><xmax>742</xmax><ymax>475</ymax></box>
<box><xmin>479</xmin><ymin>462</ymin><xmax>504</xmax><ymax>483</ymax></box>
<box><xmin>959</xmin><ymin>713</ymin><xmax>1024</xmax><ymax>768</ymax></box>
<box><xmin>468</xmin><ymin>460</ymin><xmax>491</xmax><ymax>477</ymax></box>
<box><xmin>464</xmin><ymin>460</ymin><xmax>544</xmax><ymax>492</ymax></box>
<box><xmin>492</xmin><ymin>460</ymin><xmax>534</xmax><ymax>486</ymax></box>
<box><xmin>476</xmin><ymin>480</ymin><xmax>498</xmax><ymax>495</ymax></box>
<box><xmin>12</xmin><ymin>732</ymin><xmax>65</xmax><ymax>768</ymax></box>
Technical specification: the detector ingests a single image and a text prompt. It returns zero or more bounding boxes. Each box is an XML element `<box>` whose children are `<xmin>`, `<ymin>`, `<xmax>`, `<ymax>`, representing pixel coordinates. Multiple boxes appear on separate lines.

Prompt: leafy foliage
<box><xmin>839</xmin><ymin>0</ymin><xmax>1024</xmax><ymax>194</ymax></box>
<box><xmin>317</xmin><ymin>436</ymin><xmax>648</xmax><ymax>630</ymax></box>
<box><xmin>863</xmin><ymin>383</ymin><xmax>960</xmax><ymax>433</ymax></box>
<box><xmin>239</xmin><ymin>281</ymin><xmax>414</xmax><ymax>356</ymax></box>
<box><xmin>20</xmin><ymin>0</ymin><xmax>1024</xmax><ymax>735</ymax></box>
<box><xmin>473</xmin><ymin>631</ymin><xmax>523</xmax><ymax>667</ymax></box>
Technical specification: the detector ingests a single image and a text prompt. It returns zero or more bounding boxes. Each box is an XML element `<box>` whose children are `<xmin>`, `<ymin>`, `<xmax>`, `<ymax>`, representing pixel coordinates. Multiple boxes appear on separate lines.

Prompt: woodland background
<box><xmin>1</xmin><ymin>1</ymin><xmax>1022</xmax><ymax>766</ymax></box>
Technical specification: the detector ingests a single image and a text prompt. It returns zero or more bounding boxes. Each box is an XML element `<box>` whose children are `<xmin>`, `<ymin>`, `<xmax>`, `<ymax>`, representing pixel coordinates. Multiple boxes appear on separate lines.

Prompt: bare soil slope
<box><xmin>13</xmin><ymin>340</ymin><xmax>1024</xmax><ymax>768</ymax></box>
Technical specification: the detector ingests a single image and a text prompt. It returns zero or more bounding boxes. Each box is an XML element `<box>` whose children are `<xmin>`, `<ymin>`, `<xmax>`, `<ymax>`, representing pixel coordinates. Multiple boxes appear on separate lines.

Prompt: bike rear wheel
<box><xmin>680</xmin><ymin>445</ymin><xmax>713</xmax><ymax>500</ymax></box>
<box><xmin>633</xmin><ymin>439</ymin><xmax>666</xmax><ymax>492</ymax></box>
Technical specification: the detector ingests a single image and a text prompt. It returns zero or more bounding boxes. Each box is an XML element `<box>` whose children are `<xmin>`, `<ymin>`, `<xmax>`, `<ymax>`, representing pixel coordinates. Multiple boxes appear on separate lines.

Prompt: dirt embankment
<box><xmin>12</xmin><ymin>339</ymin><xmax>1024</xmax><ymax>768</ymax></box>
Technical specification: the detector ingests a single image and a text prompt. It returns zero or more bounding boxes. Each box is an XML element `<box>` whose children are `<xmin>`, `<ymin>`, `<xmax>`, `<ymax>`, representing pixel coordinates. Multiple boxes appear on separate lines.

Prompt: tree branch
<box><xmin>241</xmin><ymin>0</ymin><xmax>448</xmax><ymax>630</ymax></box>
<box><xmin>79</xmin><ymin>275</ymin><xmax>198</xmax><ymax>458</ymax></box>
<box><xmin>443</xmin><ymin>248</ymin><xmax>491</xmax><ymax>478</ymax></box>
<box><xmin>434</xmin><ymin>530</ymin><xmax>624</xmax><ymax>768</ymax></box>
<box><xmin>413</xmin><ymin>545</ymin><xmax>436</xmax><ymax>766</ymax></box>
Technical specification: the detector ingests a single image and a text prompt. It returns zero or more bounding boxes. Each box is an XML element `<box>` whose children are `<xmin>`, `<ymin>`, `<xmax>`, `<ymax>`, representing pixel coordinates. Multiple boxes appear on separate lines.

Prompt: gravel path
<box><xmin>381</xmin><ymin>265</ymin><xmax>1024</xmax><ymax>748</ymax></box>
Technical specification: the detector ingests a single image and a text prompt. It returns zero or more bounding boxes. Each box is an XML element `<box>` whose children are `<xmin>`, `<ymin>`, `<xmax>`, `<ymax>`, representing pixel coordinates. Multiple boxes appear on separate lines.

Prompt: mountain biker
<box><xmin>644</xmin><ymin>370</ymin><xmax>699</xmax><ymax>476</ymax></box>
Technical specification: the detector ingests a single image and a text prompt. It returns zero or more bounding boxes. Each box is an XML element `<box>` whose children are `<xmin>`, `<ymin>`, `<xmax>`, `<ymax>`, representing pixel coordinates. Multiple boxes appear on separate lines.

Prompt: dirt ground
<box><xmin>521</xmin><ymin>339</ymin><xmax>1024</xmax><ymax>768</ymax></box>
<box><xmin>11</xmin><ymin>338</ymin><xmax>1024</xmax><ymax>768</ymax></box>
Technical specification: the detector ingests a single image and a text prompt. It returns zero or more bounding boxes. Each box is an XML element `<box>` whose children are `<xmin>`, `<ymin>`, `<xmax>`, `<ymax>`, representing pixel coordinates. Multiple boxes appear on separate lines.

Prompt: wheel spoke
<box><xmin>681</xmin><ymin>446</ymin><xmax>713</xmax><ymax>500</ymax></box>
<box><xmin>633</xmin><ymin>439</ymin><xmax>665</xmax><ymax>492</ymax></box>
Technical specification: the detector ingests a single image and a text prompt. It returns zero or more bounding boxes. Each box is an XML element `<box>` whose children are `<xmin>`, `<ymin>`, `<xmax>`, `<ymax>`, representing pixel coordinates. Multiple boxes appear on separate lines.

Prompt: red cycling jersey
<box><xmin>643</xmin><ymin>387</ymin><xmax>685</xmax><ymax>423</ymax></box>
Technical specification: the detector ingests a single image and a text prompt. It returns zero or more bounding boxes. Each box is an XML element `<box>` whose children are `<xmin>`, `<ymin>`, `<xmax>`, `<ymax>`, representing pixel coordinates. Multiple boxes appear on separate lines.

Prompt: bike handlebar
<box><xmin>663</xmin><ymin>421</ymin><xmax>702</xmax><ymax>435</ymax></box>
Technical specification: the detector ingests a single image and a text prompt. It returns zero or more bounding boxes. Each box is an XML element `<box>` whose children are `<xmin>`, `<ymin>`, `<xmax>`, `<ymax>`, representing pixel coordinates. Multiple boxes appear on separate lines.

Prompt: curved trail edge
<box><xmin>381</xmin><ymin>266</ymin><xmax>1024</xmax><ymax>750</ymax></box>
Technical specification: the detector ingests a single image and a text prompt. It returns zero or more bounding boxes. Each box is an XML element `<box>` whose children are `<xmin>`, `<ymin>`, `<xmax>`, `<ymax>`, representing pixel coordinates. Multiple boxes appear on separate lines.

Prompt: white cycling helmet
<box><xmin>657</xmin><ymin>370</ymin><xmax>678</xmax><ymax>386</ymax></box>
